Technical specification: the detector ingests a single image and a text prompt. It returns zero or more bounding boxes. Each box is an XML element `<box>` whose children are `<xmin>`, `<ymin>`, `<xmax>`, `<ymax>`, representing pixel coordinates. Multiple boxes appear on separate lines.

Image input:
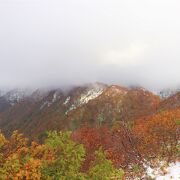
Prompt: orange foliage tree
<box><xmin>0</xmin><ymin>131</ymin><xmax>47</xmax><ymax>179</ymax></box>
<box><xmin>133</xmin><ymin>109</ymin><xmax>180</xmax><ymax>161</ymax></box>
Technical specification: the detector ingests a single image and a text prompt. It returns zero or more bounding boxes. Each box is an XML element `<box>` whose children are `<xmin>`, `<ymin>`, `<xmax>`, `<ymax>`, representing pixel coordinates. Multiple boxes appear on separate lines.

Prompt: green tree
<box><xmin>41</xmin><ymin>131</ymin><xmax>86</xmax><ymax>179</ymax></box>
<box><xmin>88</xmin><ymin>149</ymin><xmax>124</xmax><ymax>180</ymax></box>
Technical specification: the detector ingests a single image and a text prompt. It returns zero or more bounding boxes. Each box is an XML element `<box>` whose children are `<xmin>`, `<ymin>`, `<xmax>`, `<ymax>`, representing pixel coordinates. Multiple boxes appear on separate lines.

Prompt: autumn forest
<box><xmin>0</xmin><ymin>106</ymin><xmax>179</xmax><ymax>179</ymax></box>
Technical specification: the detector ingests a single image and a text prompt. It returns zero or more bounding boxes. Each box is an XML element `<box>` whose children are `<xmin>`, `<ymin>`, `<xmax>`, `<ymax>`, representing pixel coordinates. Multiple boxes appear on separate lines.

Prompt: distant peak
<box><xmin>103</xmin><ymin>85</ymin><xmax>128</xmax><ymax>97</ymax></box>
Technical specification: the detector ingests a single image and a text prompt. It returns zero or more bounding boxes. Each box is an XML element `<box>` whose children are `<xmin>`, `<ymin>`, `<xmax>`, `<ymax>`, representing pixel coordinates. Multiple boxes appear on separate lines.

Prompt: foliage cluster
<box><xmin>0</xmin><ymin>131</ymin><xmax>124</xmax><ymax>180</ymax></box>
<box><xmin>0</xmin><ymin>108</ymin><xmax>179</xmax><ymax>179</ymax></box>
<box><xmin>72</xmin><ymin>109</ymin><xmax>180</xmax><ymax>176</ymax></box>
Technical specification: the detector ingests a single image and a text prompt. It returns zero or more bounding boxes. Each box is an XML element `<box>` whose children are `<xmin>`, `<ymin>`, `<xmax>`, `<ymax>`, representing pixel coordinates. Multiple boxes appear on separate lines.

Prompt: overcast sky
<box><xmin>0</xmin><ymin>0</ymin><xmax>180</xmax><ymax>91</ymax></box>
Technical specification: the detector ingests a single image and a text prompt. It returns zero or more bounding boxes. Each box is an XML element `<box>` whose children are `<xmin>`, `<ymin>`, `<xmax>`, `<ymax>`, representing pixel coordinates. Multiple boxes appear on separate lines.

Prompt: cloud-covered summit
<box><xmin>0</xmin><ymin>0</ymin><xmax>180</xmax><ymax>91</ymax></box>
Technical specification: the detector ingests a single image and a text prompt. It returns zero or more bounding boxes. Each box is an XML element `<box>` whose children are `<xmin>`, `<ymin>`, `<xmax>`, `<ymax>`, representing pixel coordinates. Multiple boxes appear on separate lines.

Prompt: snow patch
<box><xmin>65</xmin><ymin>85</ymin><xmax>104</xmax><ymax>114</ymax></box>
<box><xmin>145</xmin><ymin>161</ymin><xmax>180</xmax><ymax>180</ymax></box>
<box><xmin>52</xmin><ymin>92</ymin><xmax>57</xmax><ymax>103</ymax></box>
<box><xmin>158</xmin><ymin>88</ymin><xmax>180</xmax><ymax>99</ymax></box>
<box><xmin>40</xmin><ymin>91</ymin><xmax>61</xmax><ymax>110</ymax></box>
<box><xmin>40</xmin><ymin>101</ymin><xmax>48</xmax><ymax>110</ymax></box>
<box><xmin>63</xmin><ymin>96</ymin><xmax>70</xmax><ymax>105</ymax></box>
<box><xmin>4</xmin><ymin>89</ymin><xmax>32</xmax><ymax>105</ymax></box>
<box><xmin>65</xmin><ymin>104</ymin><xmax>76</xmax><ymax>115</ymax></box>
<box><xmin>78</xmin><ymin>88</ymin><xmax>103</xmax><ymax>105</ymax></box>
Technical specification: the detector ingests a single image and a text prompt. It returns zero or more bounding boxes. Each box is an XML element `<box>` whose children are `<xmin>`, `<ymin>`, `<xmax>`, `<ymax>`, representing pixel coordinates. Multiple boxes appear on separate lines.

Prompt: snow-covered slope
<box><xmin>4</xmin><ymin>89</ymin><xmax>32</xmax><ymax>105</ymax></box>
<box><xmin>158</xmin><ymin>87</ymin><xmax>180</xmax><ymax>99</ymax></box>
<box><xmin>39</xmin><ymin>90</ymin><xmax>63</xmax><ymax>110</ymax></box>
<box><xmin>65</xmin><ymin>83</ymin><xmax>106</xmax><ymax>114</ymax></box>
<box><xmin>78</xmin><ymin>84</ymin><xmax>104</xmax><ymax>105</ymax></box>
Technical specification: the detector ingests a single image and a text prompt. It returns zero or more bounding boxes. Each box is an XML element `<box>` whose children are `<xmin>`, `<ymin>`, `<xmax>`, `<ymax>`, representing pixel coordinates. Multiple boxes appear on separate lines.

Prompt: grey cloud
<box><xmin>0</xmin><ymin>0</ymin><xmax>180</xmax><ymax>91</ymax></box>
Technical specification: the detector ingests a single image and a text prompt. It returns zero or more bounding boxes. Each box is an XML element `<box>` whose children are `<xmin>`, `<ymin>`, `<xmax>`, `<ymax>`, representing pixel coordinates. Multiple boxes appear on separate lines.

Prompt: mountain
<box><xmin>158</xmin><ymin>87</ymin><xmax>180</xmax><ymax>99</ymax></box>
<box><xmin>159</xmin><ymin>92</ymin><xmax>180</xmax><ymax>110</ymax></box>
<box><xmin>0</xmin><ymin>83</ymin><xmax>107</xmax><ymax>138</ymax></box>
<box><xmin>0</xmin><ymin>83</ymin><xmax>179</xmax><ymax>139</ymax></box>
<box><xmin>66</xmin><ymin>86</ymin><xmax>160</xmax><ymax>129</ymax></box>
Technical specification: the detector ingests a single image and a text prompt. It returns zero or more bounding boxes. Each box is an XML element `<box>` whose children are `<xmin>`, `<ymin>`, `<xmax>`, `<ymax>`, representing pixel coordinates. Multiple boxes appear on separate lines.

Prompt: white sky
<box><xmin>0</xmin><ymin>0</ymin><xmax>180</xmax><ymax>90</ymax></box>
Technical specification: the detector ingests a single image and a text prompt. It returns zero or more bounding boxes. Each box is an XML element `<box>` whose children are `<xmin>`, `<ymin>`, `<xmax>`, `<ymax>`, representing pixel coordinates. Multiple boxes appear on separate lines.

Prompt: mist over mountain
<box><xmin>0</xmin><ymin>0</ymin><xmax>180</xmax><ymax>91</ymax></box>
<box><xmin>0</xmin><ymin>82</ymin><xmax>179</xmax><ymax>139</ymax></box>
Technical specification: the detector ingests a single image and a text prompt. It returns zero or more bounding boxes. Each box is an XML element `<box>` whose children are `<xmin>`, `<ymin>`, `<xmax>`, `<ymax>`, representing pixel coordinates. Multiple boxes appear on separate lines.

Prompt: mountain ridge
<box><xmin>0</xmin><ymin>83</ymin><xmax>179</xmax><ymax>139</ymax></box>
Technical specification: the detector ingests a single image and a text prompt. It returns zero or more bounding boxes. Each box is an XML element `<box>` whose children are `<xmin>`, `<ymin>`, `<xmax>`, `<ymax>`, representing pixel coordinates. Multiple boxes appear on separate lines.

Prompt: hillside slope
<box><xmin>0</xmin><ymin>84</ymin><xmax>179</xmax><ymax>139</ymax></box>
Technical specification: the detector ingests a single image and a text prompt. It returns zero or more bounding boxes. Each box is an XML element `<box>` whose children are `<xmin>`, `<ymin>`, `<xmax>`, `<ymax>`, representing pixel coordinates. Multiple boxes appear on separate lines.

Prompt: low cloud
<box><xmin>0</xmin><ymin>0</ymin><xmax>180</xmax><ymax>91</ymax></box>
